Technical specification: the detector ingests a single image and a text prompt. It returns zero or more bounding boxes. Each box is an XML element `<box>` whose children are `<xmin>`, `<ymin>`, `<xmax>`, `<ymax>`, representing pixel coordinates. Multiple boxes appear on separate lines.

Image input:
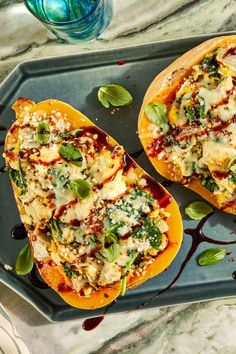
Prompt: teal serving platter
<box><xmin>1</xmin><ymin>31</ymin><xmax>236</xmax><ymax>321</ymax></box>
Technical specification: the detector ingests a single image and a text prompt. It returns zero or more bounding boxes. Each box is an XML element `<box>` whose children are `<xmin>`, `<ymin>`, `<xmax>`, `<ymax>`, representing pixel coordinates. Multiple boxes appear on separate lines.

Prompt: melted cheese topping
<box><xmin>5</xmin><ymin>105</ymin><xmax>170</xmax><ymax>296</ymax></box>
<box><xmin>146</xmin><ymin>44</ymin><xmax>236</xmax><ymax>206</ymax></box>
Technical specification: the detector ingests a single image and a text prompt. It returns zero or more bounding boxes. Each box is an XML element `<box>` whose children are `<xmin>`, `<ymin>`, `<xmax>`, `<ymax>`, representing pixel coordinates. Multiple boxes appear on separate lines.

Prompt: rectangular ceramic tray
<box><xmin>1</xmin><ymin>31</ymin><xmax>236</xmax><ymax>322</ymax></box>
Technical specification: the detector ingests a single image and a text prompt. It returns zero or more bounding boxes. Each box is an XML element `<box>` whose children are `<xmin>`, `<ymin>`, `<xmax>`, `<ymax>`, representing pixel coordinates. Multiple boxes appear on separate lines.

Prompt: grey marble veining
<box><xmin>1</xmin><ymin>1</ymin><xmax>236</xmax><ymax>353</ymax></box>
<box><xmin>0</xmin><ymin>0</ymin><xmax>236</xmax><ymax>82</ymax></box>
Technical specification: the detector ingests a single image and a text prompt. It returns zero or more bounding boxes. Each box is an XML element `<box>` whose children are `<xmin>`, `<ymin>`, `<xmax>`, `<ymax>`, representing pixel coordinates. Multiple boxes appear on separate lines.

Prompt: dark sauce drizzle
<box><xmin>232</xmin><ymin>271</ymin><xmax>236</xmax><ymax>280</ymax></box>
<box><xmin>136</xmin><ymin>212</ymin><xmax>236</xmax><ymax>309</ymax></box>
<box><xmin>161</xmin><ymin>180</ymin><xmax>174</xmax><ymax>188</ymax></box>
<box><xmin>0</xmin><ymin>165</ymin><xmax>6</xmax><ymax>174</ymax></box>
<box><xmin>11</xmin><ymin>223</ymin><xmax>27</xmax><ymax>240</ymax></box>
<box><xmin>10</xmin><ymin>124</ymin><xmax>236</xmax><ymax>328</ymax></box>
<box><xmin>82</xmin><ymin>299</ymin><xmax>117</xmax><ymax>331</ymax></box>
<box><xmin>129</xmin><ymin>147</ymin><xmax>144</xmax><ymax>159</ymax></box>
<box><xmin>28</xmin><ymin>265</ymin><xmax>50</xmax><ymax>289</ymax></box>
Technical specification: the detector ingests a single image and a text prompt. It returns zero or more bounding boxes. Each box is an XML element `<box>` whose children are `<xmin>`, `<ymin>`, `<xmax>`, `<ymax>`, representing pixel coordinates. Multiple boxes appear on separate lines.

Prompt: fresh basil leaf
<box><xmin>104</xmin><ymin>231</ymin><xmax>118</xmax><ymax>245</ymax></box>
<box><xmin>15</xmin><ymin>243</ymin><xmax>34</xmax><ymax>276</ymax></box>
<box><xmin>58</xmin><ymin>129</ymin><xmax>83</xmax><ymax>138</ymax></box>
<box><xmin>98</xmin><ymin>89</ymin><xmax>110</xmax><ymax>108</ymax></box>
<box><xmin>70</xmin><ymin>179</ymin><xmax>91</xmax><ymax>199</ymax></box>
<box><xmin>98</xmin><ymin>84</ymin><xmax>133</xmax><ymax>108</ymax></box>
<box><xmin>59</xmin><ymin>143</ymin><xmax>83</xmax><ymax>167</ymax></box>
<box><xmin>197</xmin><ymin>248</ymin><xmax>226</xmax><ymax>266</ymax></box>
<box><xmin>144</xmin><ymin>102</ymin><xmax>169</xmax><ymax>133</ymax></box>
<box><xmin>104</xmin><ymin>243</ymin><xmax>120</xmax><ymax>263</ymax></box>
<box><xmin>121</xmin><ymin>250</ymin><xmax>138</xmax><ymax>296</ymax></box>
<box><xmin>36</xmin><ymin>121</ymin><xmax>50</xmax><ymax>144</ymax></box>
<box><xmin>185</xmin><ymin>201</ymin><xmax>213</xmax><ymax>220</ymax></box>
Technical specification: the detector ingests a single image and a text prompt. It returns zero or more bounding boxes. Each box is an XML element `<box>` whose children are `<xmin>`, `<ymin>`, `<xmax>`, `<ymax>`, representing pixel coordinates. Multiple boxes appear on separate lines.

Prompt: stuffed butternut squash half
<box><xmin>4</xmin><ymin>98</ymin><xmax>182</xmax><ymax>309</ymax></box>
<box><xmin>138</xmin><ymin>35</ymin><xmax>236</xmax><ymax>214</ymax></box>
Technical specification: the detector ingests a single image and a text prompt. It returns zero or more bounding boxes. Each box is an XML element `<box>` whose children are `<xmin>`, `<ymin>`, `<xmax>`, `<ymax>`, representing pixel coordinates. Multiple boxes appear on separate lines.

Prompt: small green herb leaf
<box><xmin>104</xmin><ymin>243</ymin><xmax>120</xmax><ymax>263</ymax></box>
<box><xmin>98</xmin><ymin>90</ymin><xmax>110</xmax><ymax>108</ymax></box>
<box><xmin>121</xmin><ymin>250</ymin><xmax>138</xmax><ymax>296</ymax></box>
<box><xmin>36</xmin><ymin>121</ymin><xmax>50</xmax><ymax>144</ymax></box>
<box><xmin>70</xmin><ymin>179</ymin><xmax>91</xmax><ymax>199</ymax></box>
<box><xmin>98</xmin><ymin>84</ymin><xmax>133</xmax><ymax>108</ymax></box>
<box><xmin>58</xmin><ymin>129</ymin><xmax>83</xmax><ymax>138</ymax></box>
<box><xmin>59</xmin><ymin>143</ymin><xmax>83</xmax><ymax>167</ymax></box>
<box><xmin>197</xmin><ymin>248</ymin><xmax>226</xmax><ymax>266</ymax></box>
<box><xmin>15</xmin><ymin>244</ymin><xmax>34</xmax><ymax>276</ymax></box>
<box><xmin>185</xmin><ymin>201</ymin><xmax>213</xmax><ymax>220</ymax></box>
<box><xmin>144</xmin><ymin>102</ymin><xmax>169</xmax><ymax>133</ymax></box>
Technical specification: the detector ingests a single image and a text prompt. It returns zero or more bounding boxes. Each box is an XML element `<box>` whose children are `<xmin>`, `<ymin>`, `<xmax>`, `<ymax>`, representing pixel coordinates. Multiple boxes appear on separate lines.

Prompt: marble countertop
<box><xmin>1</xmin><ymin>0</ymin><xmax>236</xmax><ymax>353</ymax></box>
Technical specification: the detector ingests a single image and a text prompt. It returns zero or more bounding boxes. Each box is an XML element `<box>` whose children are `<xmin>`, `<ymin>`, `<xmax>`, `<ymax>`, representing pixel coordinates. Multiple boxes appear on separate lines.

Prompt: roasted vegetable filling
<box><xmin>5</xmin><ymin>106</ymin><xmax>170</xmax><ymax>295</ymax></box>
<box><xmin>144</xmin><ymin>45</ymin><xmax>236</xmax><ymax>206</ymax></box>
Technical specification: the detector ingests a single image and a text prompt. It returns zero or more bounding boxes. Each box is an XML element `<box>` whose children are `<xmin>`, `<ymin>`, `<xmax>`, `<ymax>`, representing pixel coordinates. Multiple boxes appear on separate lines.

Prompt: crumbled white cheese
<box><xmin>33</xmin><ymin>241</ymin><xmax>49</xmax><ymax>261</ymax></box>
<box><xmin>199</xmin><ymin>77</ymin><xmax>234</xmax><ymax>113</ymax></box>
<box><xmin>98</xmin><ymin>263</ymin><xmax>121</xmax><ymax>286</ymax></box>
<box><xmin>4</xmin><ymin>264</ymin><xmax>13</xmax><ymax>271</ymax></box>
<box><xmin>99</xmin><ymin>170</ymin><xmax>126</xmax><ymax>200</ymax></box>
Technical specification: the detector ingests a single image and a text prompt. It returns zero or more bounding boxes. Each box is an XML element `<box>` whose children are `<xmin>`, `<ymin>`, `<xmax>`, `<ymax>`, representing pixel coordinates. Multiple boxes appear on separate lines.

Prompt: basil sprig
<box><xmin>104</xmin><ymin>243</ymin><xmax>120</xmax><ymax>263</ymax></box>
<box><xmin>15</xmin><ymin>243</ymin><xmax>34</xmax><ymax>275</ymax></box>
<box><xmin>59</xmin><ymin>143</ymin><xmax>83</xmax><ymax>167</ymax></box>
<box><xmin>70</xmin><ymin>179</ymin><xmax>91</xmax><ymax>199</ymax></box>
<box><xmin>103</xmin><ymin>229</ymin><xmax>120</xmax><ymax>263</ymax></box>
<box><xmin>121</xmin><ymin>250</ymin><xmax>138</xmax><ymax>296</ymax></box>
<box><xmin>197</xmin><ymin>248</ymin><xmax>226</xmax><ymax>266</ymax></box>
<box><xmin>144</xmin><ymin>102</ymin><xmax>169</xmax><ymax>133</ymax></box>
<box><xmin>98</xmin><ymin>84</ymin><xmax>133</xmax><ymax>108</ymax></box>
<box><xmin>35</xmin><ymin>121</ymin><xmax>50</xmax><ymax>144</ymax></box>
<box><xmin>185</xmin><ymin>201</ymin><xmax>213</xmax><ymax>220</ymax></box>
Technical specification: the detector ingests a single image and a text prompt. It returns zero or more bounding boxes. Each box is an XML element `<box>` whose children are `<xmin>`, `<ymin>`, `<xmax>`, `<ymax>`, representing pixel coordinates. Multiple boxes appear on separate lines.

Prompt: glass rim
<box><xmin>23</xmin><ymin>0</ymin><xmax>101</xmax><ymax>26</ymax></box>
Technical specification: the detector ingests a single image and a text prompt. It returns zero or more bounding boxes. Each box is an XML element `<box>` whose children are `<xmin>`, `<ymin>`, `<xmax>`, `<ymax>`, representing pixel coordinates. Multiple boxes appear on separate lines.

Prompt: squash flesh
<box><xmin>5</xmin><ymin>99</ymin><xmax>183</xmax><ymax>309</ymax></box>
<box><xmin>138</xmin><ymin>35</ymin><xmax>236</xmax><ymax>214</ymax></box>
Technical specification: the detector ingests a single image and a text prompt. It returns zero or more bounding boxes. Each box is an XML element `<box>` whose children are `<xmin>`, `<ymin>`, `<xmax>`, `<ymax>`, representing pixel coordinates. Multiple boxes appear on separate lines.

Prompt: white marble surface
<box><xmin>1</xmin><ymin>0</ymin><xmax>236</xmax><ymax>353</ymax></box>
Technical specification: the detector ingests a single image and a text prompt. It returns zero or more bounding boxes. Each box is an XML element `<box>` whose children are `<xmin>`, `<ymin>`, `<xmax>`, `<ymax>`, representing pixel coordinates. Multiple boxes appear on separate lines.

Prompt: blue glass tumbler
<box><xmin>23</xmin><ymin>0</ymin><xmax>113</xmax><ymax>43</ymax></box>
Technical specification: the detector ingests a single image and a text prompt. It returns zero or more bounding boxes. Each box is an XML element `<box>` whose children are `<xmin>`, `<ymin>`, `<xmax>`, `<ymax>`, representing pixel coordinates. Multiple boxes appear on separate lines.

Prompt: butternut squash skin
<box><xmin>138</xmin><ymin>35</ymin><xmax>236</xmax><ymax>214</ymax></box>
<box><xmin>5</xmin><ymin>98</ymin><xmax>182</xmax><ymax>309</ymax></box>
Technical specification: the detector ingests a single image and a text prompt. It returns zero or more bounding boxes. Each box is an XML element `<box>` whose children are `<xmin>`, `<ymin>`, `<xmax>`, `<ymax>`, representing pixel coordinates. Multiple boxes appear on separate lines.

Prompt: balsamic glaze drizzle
<box><xmin>136</xmin><ymin>212</ymin><xmax>236</xmax><ymax>309</ymax></box>
<box><xmin>28</xmin><ymin>265</ymin><xmax>50</xmax><ymax>289</ymax></box>
<box><xmin>0</xmin><ymin>125</ymin><xmax>6</xmax><ymax>131</ymax></box>
<box><xmin>82</xmin><ymin>300</ymin><xmax>117</xmax><ymax>331</ymax></box>
<box><xmin>161</xmin><ymin>180</ymin><xmax>174</xmax><ymax>188</ymax></box>
<box><xmin>232</xmin><ymin>271</ymin><xmax>236</xmax><ymax>280</ymax></box>
<box><xmin>11</xmin><ymin>223</ymin><xmax>27</xmax><ymax>240</ymax></box>
<box><xmin>129</xmin><ymin>147</ymin><xmax>144</xmax><ymax>159</ymax></box>
<box><xmin>0</xmin><ymin>165</ymin><xmax>6</xmax><ymax>174</ymax></box>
